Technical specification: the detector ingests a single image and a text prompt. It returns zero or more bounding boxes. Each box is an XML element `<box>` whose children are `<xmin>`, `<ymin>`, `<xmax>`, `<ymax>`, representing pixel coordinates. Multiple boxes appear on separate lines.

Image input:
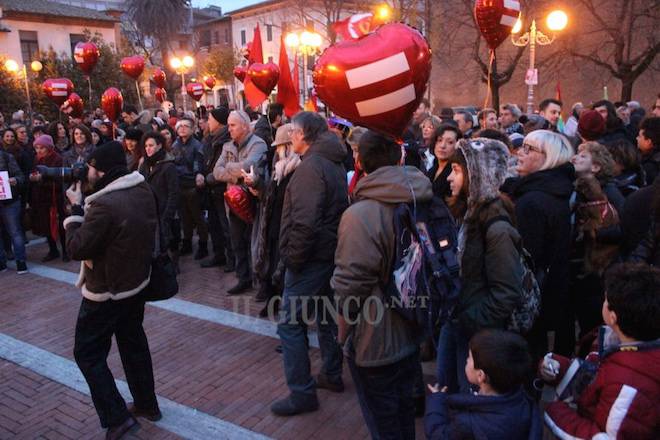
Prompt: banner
<box><xmin>0</xmin><ymin>171</ymin><xmax>13</xmax><ymax>201</ymax></box>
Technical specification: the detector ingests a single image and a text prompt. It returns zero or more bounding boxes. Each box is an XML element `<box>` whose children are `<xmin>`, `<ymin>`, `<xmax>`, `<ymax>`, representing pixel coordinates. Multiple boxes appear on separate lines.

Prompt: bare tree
<box><xmin>567</xmin><ymin>0</ymin><xmax>660</xmax><ymax>101</ymax></box>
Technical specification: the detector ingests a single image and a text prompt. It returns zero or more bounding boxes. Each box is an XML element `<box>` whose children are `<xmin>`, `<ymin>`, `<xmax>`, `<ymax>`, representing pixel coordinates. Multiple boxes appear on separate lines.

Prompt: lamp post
<box><xmin>170</xmin><ymin>55</ymin><xmax>195</xmax><ymax>111</ymax></box>
<box><xmin>4</xmin><ymin>59</ymin><xmax>43</xmax><ymax>120</ymax></box>
<box><xmin>511</xmin><ymin>10</ymin><xmax>568</xmax><ymax>114</ymax></box>
<box><xmin>285</xmin><ymin>30</ymin><xmax>322</xmax><ymax>103</ymax></box>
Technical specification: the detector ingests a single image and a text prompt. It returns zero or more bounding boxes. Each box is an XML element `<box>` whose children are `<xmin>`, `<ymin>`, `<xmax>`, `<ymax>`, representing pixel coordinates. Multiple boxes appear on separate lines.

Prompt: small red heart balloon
<box><xmin>61</xmin><ymin>93</ymin><xmax>84</xmax><ymax>118</ymax></box>
<box><xmin>101</xmin><ymin>87</ymin><xmax>124</xmax><ymax>122</ymax></box>
<box><xmin>73</xmin><ymin>42</ymin><xmax>99</xmax><ymax>75</ymax></box>
<box><xmin>42</xmin><ymin>78</ymin><xmax>74</xmax><ymax>106</ymax></box>
<box><xmin>313</xmin><ymin>23</ymin><xmax>431</xmax><ymax>139</ymax></box>
<box><xmin>151</xmin><ymin>68</ymin><xmax>166</xmax><ymax>88</ymax></box>
<box><xmin>233</xmin><ymin>66</ymin><xmax>247</xmax><ymax>83</ymax></box>
<box><xmin>204</xmin><ymin>76</ymin><xmax>216</xmax><ymax>89</ymax></box>
<box><xmin>120</xmin><ymin>55</ymin><xmax>145</xmax><ymax>80</ymax></box>
<box><xmin>154</xmin><ymin>88</ymin><xmax>167</xmax><ymax>103</ymax></box>
<box><xmin>247</xmin><ymin>62</ymin><xmax>280</xmax><ymax>96</ymax></box>
<box><xmin>224</xmin><ymin>185</ymin><xmax>254</xmax><ymax>223</ymax></box>
<box><xmin>474</xmin><ymin>0</ymin><xmax>521</xmax><ymax>50</ymax></box>
<box><xmin>186</xmin><ymin>82</ymin><xmax>204</xmax><ymax>101</ymax></box>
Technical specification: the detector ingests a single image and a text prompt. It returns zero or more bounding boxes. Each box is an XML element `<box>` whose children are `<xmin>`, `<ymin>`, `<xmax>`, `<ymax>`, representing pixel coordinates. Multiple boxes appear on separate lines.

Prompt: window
<box><xmin>69</xmin><ymin>33</ymin><xmax>86</xmax><ymax>56</ymax></box>
<box><xmin>240</xmin><ymin>29</ymin><xmax>246</xmax><ymax>45</ymax></box>
<box><xmin>266</xmin><ymin>24</ymin><xmax>273</xmax><ymax>42</ymax></box>
<box><xmin>267</xmin><ymin>55</ymin><xmax>274</xmax><ymax>63</ymax></box>
<box><xmin>214</xmin><ymin>31</ymin><xmax>219</xmax><ymax>45</ymax></box>
<box><xmin>224</xmin><ymin>28</ymin><xmax>230</xmax><ymax>44</ymax></box>
<box><xmin>200</xmin><ymin>30</ymin><xmax>211</xmax><ymax>47</ymax></box>
<box><xmin>19</xmin><ymin>31</ymin><xmax>39</xmax><ymax>64</ymax></box>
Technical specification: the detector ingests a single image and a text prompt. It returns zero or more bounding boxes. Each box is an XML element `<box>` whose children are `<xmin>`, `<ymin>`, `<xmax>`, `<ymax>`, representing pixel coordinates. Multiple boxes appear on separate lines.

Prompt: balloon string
<box><xmin>135</xmin><ymin>81</ymin><xmax>143</xmax><ymax>111</ymax></box>
<box><xmin>87</xmin><ymin>76</ymin><xmax>93</xmax><ymax>111</ymax></box>
<box><xmin>484</xmin><ymin>49</ymin><xmax>495</xmax><ymax>109</ymax></box>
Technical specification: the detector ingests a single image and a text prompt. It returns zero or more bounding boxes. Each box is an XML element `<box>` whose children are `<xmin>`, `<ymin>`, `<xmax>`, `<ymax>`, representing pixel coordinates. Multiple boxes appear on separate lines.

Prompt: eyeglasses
<box><xmin>520</xmin><ymin>143</ymin><xmax>545</xmax><ymax>155</ymax></box>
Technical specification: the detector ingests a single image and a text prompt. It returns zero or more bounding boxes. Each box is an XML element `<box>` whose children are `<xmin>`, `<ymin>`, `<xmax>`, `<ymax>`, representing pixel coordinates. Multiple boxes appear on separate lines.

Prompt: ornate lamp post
<box><xmin>285</xmin><ymin>30</ymin><xmax>322</xmax><ymax>103</ymax></box>
<box><xmin>170</xmin><ymin>55</ymin><xmax>195</xmax><ymax>111</ymax></box>
<box><xmin>511</xmin><ymin>10</ymin><xmax>568</xmax><ymax>114</ymax></box>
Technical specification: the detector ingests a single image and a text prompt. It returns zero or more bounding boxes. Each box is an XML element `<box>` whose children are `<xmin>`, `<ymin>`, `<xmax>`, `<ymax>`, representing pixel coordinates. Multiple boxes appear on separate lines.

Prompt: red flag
<box><xmin>249</xmin><ymin>24</ymin><xmax>264</xmax><ymax>64</ymax></box>
<box><xmin>332</xmin><ymin>13</ymin><xmax>375</xmax><ymax>41</ymax></box>
<box><xmin>276</xmin><ymin>35</ymin><xmax>299</xmax><ymax>117</ymax></box>
<box><xmin>292</xmin><ymin>51</ymin><xmax>300</xmax><ymax>97</ymax></box>
<box><xmin>555</xmin><ymin>80</ymin><xmax>562</xmax><ymax>101</ymax></box>
<box><xmin>244</xmin><ymin>24</ymin><xmax>267</xmax><ymax>108</ymax></box>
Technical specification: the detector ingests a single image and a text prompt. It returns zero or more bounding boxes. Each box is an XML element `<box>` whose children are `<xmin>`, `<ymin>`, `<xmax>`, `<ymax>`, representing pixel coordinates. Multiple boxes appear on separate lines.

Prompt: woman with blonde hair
<box><xmin>502</xmin><ymin>129</ymin><xmax>575</xmax><ymax>360</ymax></box>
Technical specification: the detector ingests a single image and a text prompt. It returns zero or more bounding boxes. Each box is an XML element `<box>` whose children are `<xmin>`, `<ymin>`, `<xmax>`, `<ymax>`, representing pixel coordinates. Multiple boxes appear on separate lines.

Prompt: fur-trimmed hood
<box><xmin>84</xmin><ymin>171</ymin><xmax>145</xmax><ymax>209</ymax></box>
<box><xmin>458</xmin><ymin>138</ymin><xmax>510</xmax><ymax>217</ymax></box>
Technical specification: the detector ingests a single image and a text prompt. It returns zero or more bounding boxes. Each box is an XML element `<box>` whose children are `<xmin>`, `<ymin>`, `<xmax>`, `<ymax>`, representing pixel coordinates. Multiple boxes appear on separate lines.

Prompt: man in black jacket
<box><xmin>64</xmin><ymin>141</ymin><xmax>160</xmax><ymax>439</ymax></box>
<box><xmin>272</xmin><ymin>112</ymin><xmax>348</xmax><ymax>416</ymax></box>
<box><xmin>253</xmin><ymin>103</ymin><xmax>284</xmax><ymax>147</ymax></box>
<box><xmin>199</xmin><ymin>107</ymin><xmax>234</xmax><ymax>270</ymax></box>
<box><xmin>637</xmin><ymin>117</ymin><xmax>660</xmax><ymax>185</ymax></box>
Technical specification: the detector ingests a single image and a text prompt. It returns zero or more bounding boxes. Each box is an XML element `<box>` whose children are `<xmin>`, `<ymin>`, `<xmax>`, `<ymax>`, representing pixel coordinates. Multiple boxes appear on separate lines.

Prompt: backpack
<box><xmin>383</xmin><ymin>190</ymin><xmax>461</xmax><ymax>338</ymax></box>
<box><xmin>483</xmin><ymin>216</ymin><xmax>542</xmax><ymax>334</ymax></box>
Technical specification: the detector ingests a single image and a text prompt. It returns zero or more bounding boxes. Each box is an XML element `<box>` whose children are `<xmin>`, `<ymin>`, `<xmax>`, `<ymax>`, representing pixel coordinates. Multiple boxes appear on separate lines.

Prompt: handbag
<box><xmin>141</xmin><ymin>188</ymin><xmax>179</xmax><ymax>301</ymax></box>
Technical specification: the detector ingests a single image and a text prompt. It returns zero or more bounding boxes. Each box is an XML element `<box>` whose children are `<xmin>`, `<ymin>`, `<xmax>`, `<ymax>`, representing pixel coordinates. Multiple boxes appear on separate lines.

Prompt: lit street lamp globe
<box><xmin>182</xmin><ymin>55</ymin><xmax>194</xmax><ymax>68</ymax></box>
<box><xmin>4</xmin><ymin>59</ymin><xmax>19</xmax><ymax>73</ymax></box>
<box><xmin>285</xmin><ymin>33</ymin><xmax>300</xmax><ymax>48</ymax></box>
<box><xmin>547</xmin><ymin>10</ymin><xmax>568</xmax><ymax>32</ymax></box>
<box><xmin>170</xmin><ymin>57</ymin><xmax>182</xmax><ymax>70</ymax></box>
<box><xmin>31</xmin><ymin>60</ymin><xmax>43</xmax><ymax>72</ymax></box>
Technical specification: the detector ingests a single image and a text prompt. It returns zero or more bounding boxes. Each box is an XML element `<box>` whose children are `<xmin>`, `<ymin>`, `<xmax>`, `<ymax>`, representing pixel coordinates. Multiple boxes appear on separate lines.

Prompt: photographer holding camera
<box><xmin>63</xmin><ymin>141</ymin><xmax>160</xmax><ymax>439</ymax></box>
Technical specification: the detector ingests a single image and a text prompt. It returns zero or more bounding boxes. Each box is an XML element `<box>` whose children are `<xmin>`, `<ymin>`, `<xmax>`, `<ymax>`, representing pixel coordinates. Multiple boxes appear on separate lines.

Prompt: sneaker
<box><xmin>16</xmin><ymin>261</ymin><xmax>28</xmax><ymax>274</ymax></box>
<box><xmin>0</xmin><ymin>261</ymin><xmax>6</xmax><ymax>272</ymax></box>
<box><xmin>270</xmin><ymin>394</ymin><xmax>319</xmax><ymax>416</ymax></box>
<box><xmin>127</xmin><ymin>403</ymin><xmax>162</xmax><ymax>422</ymax></box>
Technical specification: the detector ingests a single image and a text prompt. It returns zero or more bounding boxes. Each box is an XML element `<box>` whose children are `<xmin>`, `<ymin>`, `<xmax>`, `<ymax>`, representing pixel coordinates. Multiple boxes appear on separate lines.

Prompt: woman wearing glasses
<box><xmin>502</xmin><ymin>130</ymin><xmax>575</xmax><ymax>361</ymax></box>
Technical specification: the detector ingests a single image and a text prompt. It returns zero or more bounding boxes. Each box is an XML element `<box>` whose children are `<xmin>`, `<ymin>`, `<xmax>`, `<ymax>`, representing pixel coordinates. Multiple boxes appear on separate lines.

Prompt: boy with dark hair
<box><xmin>542</xmin><ymin>263</ymin><xmax>660</xmax><ymax>440</ymax></box>
<box><xmin>425</xmin><ymin>329</ymin><xmax>542</xmax><ymax>440</ymax></box>
<box><xmin>637</xmin><ymin>117</ymin><xmax>660</xmax><ymax>184</ymax></box>
<box><xmin>539</xmin><ymin>98</ymin><xmax>563</xmax><ymax>129</ymax></box>
<box><xmin>332</xmin><ymin>130</ymin><xmax>432</xmax><ymax>438</ymax></box>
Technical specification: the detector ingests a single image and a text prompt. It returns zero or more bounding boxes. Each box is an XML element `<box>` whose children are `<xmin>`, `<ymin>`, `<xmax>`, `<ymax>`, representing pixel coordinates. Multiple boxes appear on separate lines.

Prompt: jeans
<box><xmin>435</xmin><ymin>321</ymin><xmax>470</xmax><ymax>394</ymax></box>
<box><xmin>207</xmin><ymin>190</ymin><xmax>234</xmax><ymax>262</ymax></box>
<box><xmin>179</xmin><ymin>187</ymin><xmax>208</xmax><ymax>243</ymax></box>
<box><xmin>277</xmin><ymin>262</ymin><xmax>343</xmax><ymax>398</ymax></box>
<box><xmin>229</xmin><ymin>211</ymin><xmax>251</xmax><ymax>283</ymax></box>
<box><xmin>348</xmin><ymin>354</ymin><xmax>416</xmax><ymax>440</ymax></box>
<box><xmin>73</xmin><ymin>296</ymin><xmax>158</xmax><ymax>428</ymax></box>
<box><xmin>0</xmin><ymin>200</ymin><xmax>26</xmax><ymax>263</ymax></box>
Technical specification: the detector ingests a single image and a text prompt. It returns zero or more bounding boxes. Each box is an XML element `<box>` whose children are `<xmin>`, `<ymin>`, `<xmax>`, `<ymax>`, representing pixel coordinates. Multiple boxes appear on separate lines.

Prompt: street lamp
<box><xmin>4</xmin><ymin>58</ymin><xmax>43</xmax><ymax>120</ymax></box>
<box><xmin>511</xmin><ymin>10</ymin><xmax>568</xmax><ymax>114</ymax></box>
<box><xmin>170</xmin><ymin>54</ymin><xmax>195</xmax><ymax>111</ymax></box>
<box><xmin>285</xmin><ymin>29</ymin><xmax>323</xmax><ymax>103</ymax></box>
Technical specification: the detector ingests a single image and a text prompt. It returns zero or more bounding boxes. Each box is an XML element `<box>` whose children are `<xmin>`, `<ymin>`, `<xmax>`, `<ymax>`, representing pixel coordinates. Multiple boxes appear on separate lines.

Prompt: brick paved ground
<box><xmin>0</xmin><ymin>239</ymin><xmax>433</xmax><ymax>439</ymax></box>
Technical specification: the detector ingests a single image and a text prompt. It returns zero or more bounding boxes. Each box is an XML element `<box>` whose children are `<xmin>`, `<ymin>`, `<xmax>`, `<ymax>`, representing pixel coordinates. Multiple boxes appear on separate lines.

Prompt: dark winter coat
<box><xmin>280</xmin><ymin>131</ymin><xmax>349</xmax><ymax>272</ymax></box>
<box><xmin>426</xmin><ymin>159</ymin><xmax>452</xmax><ymax>200</ymax></box>
<box><xmin>253</xmin><ymin>115</ymin><xmax>275</xmax><ymax>147</ymax></box>
<box><xmin>30</xmin><ymin>151</ymin><xmax>64</xmax><ymax>236</ymax></box>
<box><xmin>629</xmin><ymin>221</ymin><xmax>660</xmax><ymax>266</ymax></box>
<box><xmin>612</xmin><ymin>169</ymin><xmax>645</xmax><ymax>198</ymax></box>
<box><xmin>641</xmin><ymin>149</ymin><xmax>660</xmax><ymax>186</ymax></box>
<box><xmin>64</xmin><ymin>171</ymin><xmax>157</xmax><ymax>302</ymax></box>
<box><xmin>502</xmin><ymin>163</ymin><xmax>575</xmax><ymax>327</ymax></box>
<box><xmin>139</xmin><ymin>150</ymin><xmax>179</xmax><ymax>244</ymax></box>
<box><xmin>621</xmin><ymin>182</ymin><xmax>657</xmax><ymax>257</ymax></box>
<box><xmin>425</xmin><ymin>387</ymin><xmax>543</xmax><ymax>440</ymax></box>
<box><xmin>62</xmin><ymin>143</ymin><xmax>95</xmax><ymax>167</ymax></box>
<box><xmin>171</xmin><ymin>135</ymin><xmax>204</xmax><ymax>188</ymax></box>
<box><xmin>0</xmin><ymin>149</ymin><xmax>25</xmax><ymax>205</ymax></box>
<box><xmin>202</xmin><ymin>127</ymin><xmax>231</xmax><ymax>184</ymax></box>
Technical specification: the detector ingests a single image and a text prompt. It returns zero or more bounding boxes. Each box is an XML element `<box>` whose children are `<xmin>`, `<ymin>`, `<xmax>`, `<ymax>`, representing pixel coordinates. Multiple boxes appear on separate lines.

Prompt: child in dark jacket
<box><xmin>425</xmin><ymin>329</ymin><xmax>542</xmax><ymax>440</ymax></box>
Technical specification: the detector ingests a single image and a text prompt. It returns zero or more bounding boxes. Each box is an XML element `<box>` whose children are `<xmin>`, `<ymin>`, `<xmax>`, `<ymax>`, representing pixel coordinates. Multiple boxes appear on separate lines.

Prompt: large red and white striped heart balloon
<box><xmin>475</xmin><ymin>0</ymin><xmax>521</xmax><ymax>50</ymax></box>
<box><xmin>313</xmin><ymin>23</ymin><xmax>431</xmax><ymax>139</ymax></box>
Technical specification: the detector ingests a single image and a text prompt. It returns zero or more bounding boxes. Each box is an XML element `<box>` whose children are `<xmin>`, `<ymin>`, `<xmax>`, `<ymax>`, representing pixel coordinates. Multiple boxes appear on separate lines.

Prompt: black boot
<box><xmin>194</xmin><ymin>241</ymin><xmax>209</xmax><ymax>260</ymax></box>
<box><xmin>227</xmin><ymin>280</ymin><xmax>252</xmax><ymax>295</ymax></box>
<box><xmin>180</xmin><ymin>239</ymin><xmax>193</xmax><ymax>256</ymax></box>
<box><xmin>41</xmin><ymin>249</ymin><xmax>60</xmax><ymax>262</ymax></box>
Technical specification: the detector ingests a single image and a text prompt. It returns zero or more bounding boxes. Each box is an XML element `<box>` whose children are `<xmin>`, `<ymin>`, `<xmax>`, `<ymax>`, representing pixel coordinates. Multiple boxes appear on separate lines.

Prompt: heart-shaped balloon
<box><xmin>151</xmin><ymin>68</ymin><xmax>166</xmax><ymax>88</ymax></box>
<box><xmin>73</xmin><ymin>42</ymin><xmax>99</xmax><ymax>75</ymax></box>
<box><xmin>61</xmin><ymin>93</ymin><xmax>84</xmax><ymax>118</ymax></box>
<box><xmin>186</xmin><ymin>82</ymin><xmax>204</xmax><ymax>101</ymax></box>
<box><xmin>233</xmin><ymin>66</ymin><xmax>247</xmax><ymax>83</ymax></box>
<box><xmin>247</xmin><ymin>62</ymin><xmax>280</xmax><ymax>96</ymax></box>
<box><xmin>204</xmin><ymin>76</ymin><xmax>216</xmax><ymax>89</ymax></box>
<box><xmin>474</xmin><ymin>0</ymin><xmax>521</xmax><ymax>50</ymax></box>
<box><xmin>101</xmin><ymin>87</ymin><xmax>123</xmax><ymax>122</ymax></box>
<box><xmin>224</xmin><ymin>185</ymin><xmax>254</xmax><ymax>223</ymax></box>
<box><xmin>313</xmin><ymin>23</ymin><xmax>431</xmax><ymax>139</ymax></box>
<box><xmin>42</xmin><ymin>78</ymin><xmax>74</xmax><ymax>106</ymax></box>
<box><xmin>120</xmin><ymin>55</ymin><xmax>145</xmax><ymax>80</ymax></box>
<box><xmin>154</xmin><ymin>88</ymin><xmax>167</xmax><ymax>103</ymax></box>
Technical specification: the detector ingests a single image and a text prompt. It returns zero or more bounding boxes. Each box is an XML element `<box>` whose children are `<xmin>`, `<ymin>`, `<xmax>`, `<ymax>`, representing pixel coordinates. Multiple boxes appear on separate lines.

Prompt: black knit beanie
<box><xmin>210</xmin><ymin>106</ymin><xmax>229</xmax><ymax>125</ymax></box>
<box><xmin>87</xmin><ymin>141</ymin><xmax>127</xmax><ymax>173</ymax></box>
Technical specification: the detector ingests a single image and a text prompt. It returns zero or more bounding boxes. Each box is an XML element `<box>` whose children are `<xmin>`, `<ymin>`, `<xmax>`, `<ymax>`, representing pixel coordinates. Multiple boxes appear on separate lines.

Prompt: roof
<box><xmin>226</xmin><ymin>0</ymin><xmax>284</xmax><ymax>17</ymax></box>
<box><xmin>0</xmin><ymin>0</ymin><xmax>118</xmax><ymax>22</ymax></box>
<box><xmin>194</xmin><ymin>14</ymin><xmax>231</xmax><ymax>28</ymax></box>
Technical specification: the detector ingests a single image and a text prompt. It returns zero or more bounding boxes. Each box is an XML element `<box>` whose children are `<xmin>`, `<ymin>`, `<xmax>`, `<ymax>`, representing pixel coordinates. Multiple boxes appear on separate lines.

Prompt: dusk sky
<box><xmin>191</xmin><ymin>0</ymin><xmax>263</xmax><ymax>12</ymax></box>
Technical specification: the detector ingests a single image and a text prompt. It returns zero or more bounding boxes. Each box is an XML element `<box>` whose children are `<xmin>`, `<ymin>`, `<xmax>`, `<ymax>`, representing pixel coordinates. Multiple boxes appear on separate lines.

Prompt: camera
<box><xmin>35</xmin><ymin>162</ymin><xmax>88</xmax><ymax>183</ymax></box>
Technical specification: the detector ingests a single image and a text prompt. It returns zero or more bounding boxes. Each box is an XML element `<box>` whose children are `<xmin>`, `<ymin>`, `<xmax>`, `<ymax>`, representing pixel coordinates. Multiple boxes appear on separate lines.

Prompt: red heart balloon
<box><xmin>154</xmin><ymin>88</ymin><xmax>167</xmax><ymax>103</ymax></box>
<box><xmin>120</xmin><ymin>55</ymin><xmax>145</xmax><ymax>80</ymax></box>
<box><xmin>224</xmin><ymin>185</ymin><xmax>254</xmax><ymax>223</ymax></box>
<box><xmin>313</xmin><ymin>23</ymin><xmax>431</xmax><ymax>139</ymax></box>
<box><xmin>186</xmin><ymin>82</ymin><xmax>204</xmax><ymax>101</ymax></box>
<box><xmin>233</xmin><ymin>66</ymin><xmax>247</xmax><ymax>83</ymax></box>
<box><xmin>73</xmin><ymin>42</ymin><xmax>99</xmax><ymax>75</ymax></box>
<box><xmin>151</xmin><ymin>68</ymin><xmax>166</xmax><ymax>88</ymax></box>
<box><xmin>247</xmin><ymin>62</ymin><xmax>280</xmax><ymax>96</ymax></box>
<box><xmin>61</xmin><ymin>93</ymin><xmax>84</xmax><ymax>118</ymax></box>
<box><xmin>42</xmin><ymin>78</ymin><xmax>74</xmax><ymax>106</ymax></box>
<box><xmin>474</xmin><ymin>0</ymin><xmax>521</xmax><ymax>50</ymax></box>
<box><xmin>204</xmin><ymin>76</ymin><xmax>216</xmax><ymax>89</ymax></box>
<box><xmin>101</xmin><ymin>87</ymin><xmax>123</xmax><ymax>122</ymax></box>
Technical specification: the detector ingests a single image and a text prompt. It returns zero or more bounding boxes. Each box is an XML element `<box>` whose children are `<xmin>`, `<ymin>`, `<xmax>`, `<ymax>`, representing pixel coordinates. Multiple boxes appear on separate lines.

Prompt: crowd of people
<box><xmin>1</xmin><ymin>92</ymin><xmax>659</xmax><ymax>440</ymax></box>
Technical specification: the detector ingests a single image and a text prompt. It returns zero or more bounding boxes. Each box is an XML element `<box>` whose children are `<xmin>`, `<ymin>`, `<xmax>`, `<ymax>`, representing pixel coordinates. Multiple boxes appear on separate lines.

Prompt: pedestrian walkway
<box><xmin>0</xmin><ymin>240</ymin><xmax>425</xmax><ymax>439</ymax></box>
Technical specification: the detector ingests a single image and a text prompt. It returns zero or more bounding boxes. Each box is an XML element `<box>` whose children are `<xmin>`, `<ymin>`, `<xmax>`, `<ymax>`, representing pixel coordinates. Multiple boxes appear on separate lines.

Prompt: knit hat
<box><xmin>519</xmin><ymin>114</ymin><xmax>550</xmax><ymax>135</ymax></box>
<box><xmin>87</xmin><ymin>141</ymin><xmax>127</xmax><ymax>173</ymax></box>
<box><xmin>210</xmin><ymin>106</ymin><xmax>229</xmax><ymax>125</ymax></box>
<box><xmin>457</xmin><ymin>138</ymin><xmax>510</xmax><ymax>216</ymax></box>
<box><xmin>577</xmin><ymin>110</ymin><xmax>606</xmax><ymax>141</ymax></box>
<box><xmin>33</xmin><ymin>134</ymin><xmax>55</xmax><ymax>149</ymax></box>
<box><xmin>124</xmin><ymin>127</ymin><xmax>143</xmax><ymax>142</ymax></box>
